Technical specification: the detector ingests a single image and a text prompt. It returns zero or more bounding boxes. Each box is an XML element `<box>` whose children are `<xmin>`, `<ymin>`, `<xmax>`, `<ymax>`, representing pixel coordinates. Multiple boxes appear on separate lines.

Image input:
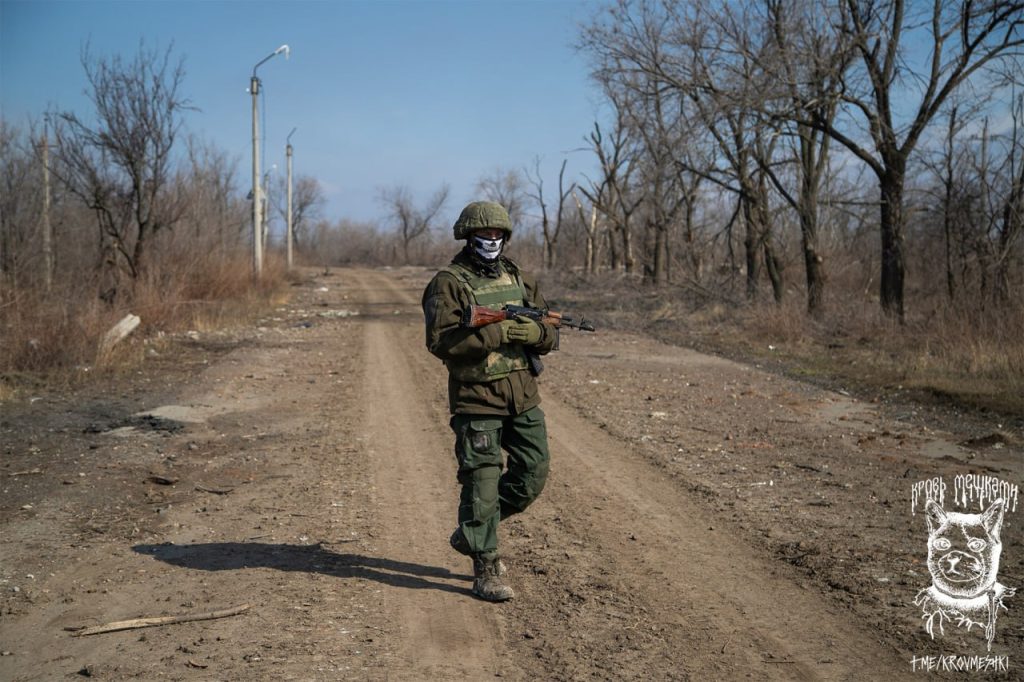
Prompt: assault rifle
<box><xmin>461</xmin><ymin>304</ymin><xmax>595</xmax><ymax>377</ymax></box>
<box><xmin>462</xmin><ymin>304</ymin><xmax>596</xmax><ymax>332</ymax></box>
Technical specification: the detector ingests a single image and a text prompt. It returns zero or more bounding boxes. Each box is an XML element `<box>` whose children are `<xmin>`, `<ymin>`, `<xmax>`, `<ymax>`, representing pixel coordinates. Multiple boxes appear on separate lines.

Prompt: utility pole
<box><xmin>251</xmin><ymin>72</ymin><xmax>262</xmax><ymax>277</ymax></box>
<box><xmin>286</xmin><ymin>128</ymin><xmax>296</xmax><ymax>270</ymax></box>
<box><xmin>250</xmin><ymin>44</ymin><xmax>289</xmax><ymax>278</ymax></box>
<box><xmin>40</xmin><ymin>125</ymin><xmax>53</xmax><ymax>292</ymax></box>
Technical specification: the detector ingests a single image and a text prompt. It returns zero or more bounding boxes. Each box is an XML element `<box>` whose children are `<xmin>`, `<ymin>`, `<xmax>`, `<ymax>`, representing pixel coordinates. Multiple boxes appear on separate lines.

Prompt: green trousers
<box><xmin>450</xmin><ymin>406</ymin><xmax>550</xmax><ymax>556</ymax></box>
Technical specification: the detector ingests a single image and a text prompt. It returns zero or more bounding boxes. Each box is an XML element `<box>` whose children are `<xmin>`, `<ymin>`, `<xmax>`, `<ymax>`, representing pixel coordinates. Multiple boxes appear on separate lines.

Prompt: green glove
<box><xmin>501</xmin><ymin>317</ymin><xmax>542</xmax><ymax>345</ymax></box>
<box><xmin>497</xmin><ymin>319</ymin><xmax>518</xmax><ymax>343</ymax></box>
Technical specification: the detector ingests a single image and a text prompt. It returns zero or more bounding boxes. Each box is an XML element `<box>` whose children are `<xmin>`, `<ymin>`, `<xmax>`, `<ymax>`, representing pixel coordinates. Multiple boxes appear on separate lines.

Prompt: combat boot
<box><xmin>451</xmin><ymin>527</ymin><xmax>507</xmax><ymax>575</ymax></box>
<box><xmin>472</xmin><ymin>555</ymin><xmax>514</xmax><ymax>602</ymax></box>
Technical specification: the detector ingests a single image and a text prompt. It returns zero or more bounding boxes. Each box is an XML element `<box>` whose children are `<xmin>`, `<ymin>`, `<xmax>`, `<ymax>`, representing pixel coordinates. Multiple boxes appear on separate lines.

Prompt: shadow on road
<box><xmin>132</xmin><ymin>542</ymin><xmax>473</xmax><ymax>596</ymax></box>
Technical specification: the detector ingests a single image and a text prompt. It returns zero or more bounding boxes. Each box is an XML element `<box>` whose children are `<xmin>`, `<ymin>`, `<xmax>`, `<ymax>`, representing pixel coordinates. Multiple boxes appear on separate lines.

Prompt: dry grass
<box><xmin>548</xmin><ymin>271</ymin><xmax>1024</xmax><ymax>418</ymax></box>
<box><xmin>0</xmin><ymin>253</ymin><xmax>287</xmax><ymax>398</ymax></box>
<box><xmin>741</xmin><ymin>298</ymin><xmax>1024</xmax><ymax>413</ymax></box>
<box><xmin>129</xmin><ymin>250</ymin><xmax>287</xmax><ymax>331</ymax></box>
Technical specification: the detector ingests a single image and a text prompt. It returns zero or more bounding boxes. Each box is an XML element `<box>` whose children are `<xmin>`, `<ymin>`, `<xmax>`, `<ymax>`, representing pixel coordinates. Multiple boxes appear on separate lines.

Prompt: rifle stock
<box><xmin>462</xmin><ymin>305</ymin><xmax>510</xmax><ymax>328</ymax></box>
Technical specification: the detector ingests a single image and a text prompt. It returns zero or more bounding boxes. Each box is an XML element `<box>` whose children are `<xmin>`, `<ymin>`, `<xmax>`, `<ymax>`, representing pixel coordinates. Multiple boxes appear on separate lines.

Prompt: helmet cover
<box><xmin>453</xmin><ymin>201</ymin><xmax>512</xmax><ymax>240</ymax></box>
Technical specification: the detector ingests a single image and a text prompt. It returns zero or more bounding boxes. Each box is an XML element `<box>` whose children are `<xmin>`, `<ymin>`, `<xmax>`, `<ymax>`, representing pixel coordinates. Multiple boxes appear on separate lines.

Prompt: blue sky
<box><xmin>1</xmin><ymin>0</ymin><xmax>607</xmax><ymax>226</ymax></box>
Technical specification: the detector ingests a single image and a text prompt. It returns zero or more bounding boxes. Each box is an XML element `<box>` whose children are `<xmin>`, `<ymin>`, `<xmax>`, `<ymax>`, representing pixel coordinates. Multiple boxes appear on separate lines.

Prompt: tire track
<box><xmin>523</xmin><ymin>397</ymin><xmax>911</xmax><ymax>680</ymax></box>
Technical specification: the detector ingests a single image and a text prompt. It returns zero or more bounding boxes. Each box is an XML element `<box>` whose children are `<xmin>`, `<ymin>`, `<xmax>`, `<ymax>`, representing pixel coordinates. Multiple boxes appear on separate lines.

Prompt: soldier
<box><xmin>422</xmin><ymin>201</ymin><xmax>558</xmax><ymax>602</ymax></box>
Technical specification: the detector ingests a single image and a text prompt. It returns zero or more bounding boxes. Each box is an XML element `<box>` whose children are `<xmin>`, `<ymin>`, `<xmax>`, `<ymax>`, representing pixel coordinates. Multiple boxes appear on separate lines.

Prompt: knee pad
<box><xmin>469</xmin><ymin>466</ymin><xmax>500</xmax><ymax>523</ymax></box>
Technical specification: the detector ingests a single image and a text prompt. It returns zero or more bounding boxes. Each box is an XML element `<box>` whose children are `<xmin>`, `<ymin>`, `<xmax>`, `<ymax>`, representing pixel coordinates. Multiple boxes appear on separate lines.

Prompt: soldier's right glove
<box><xmin>501</xmin><ymin>318</ymin><xmax>542</xmax><ymax>345</ymax></box>
<box><xmin>497</xmin><ymin>319</ymin><xmax>519</xmax><ymax>343</ymax></box>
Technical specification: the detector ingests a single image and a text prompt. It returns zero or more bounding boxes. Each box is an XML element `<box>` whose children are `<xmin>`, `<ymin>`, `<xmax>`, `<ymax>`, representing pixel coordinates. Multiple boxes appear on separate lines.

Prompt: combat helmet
<box><xmin>453</xmin><ymin>201</ymin><xmax>512</xmax><ymax>240</ymax></box>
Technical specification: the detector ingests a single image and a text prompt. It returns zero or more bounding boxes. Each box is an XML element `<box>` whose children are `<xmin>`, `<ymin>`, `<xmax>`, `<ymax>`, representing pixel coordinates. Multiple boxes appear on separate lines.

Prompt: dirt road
<box><xmin>1</xmin><ymin>267</ymin><xmax>1021</xmax><ymax>680</ymax></box>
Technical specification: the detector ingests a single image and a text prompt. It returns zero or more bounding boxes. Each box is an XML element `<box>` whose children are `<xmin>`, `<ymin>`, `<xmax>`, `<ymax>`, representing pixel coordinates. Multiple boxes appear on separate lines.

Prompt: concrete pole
<box><xmin>286</xmin><ymin>137</ymin><xmax>294</xmax><ymax>270</ymax></box>
<box><xmin>251</xmin><ymin>75</ymin><xmax>262</xmax><ymax>277</ymax></box>
<box><xmin>40</xmin><ymin>129</ymin><xmax>53</xmax><ymax>292</ymax></box>
<box><xmin>249</xmin><ymin>45</ymin><xmax>288</xmax><ymax>278</ymax></box>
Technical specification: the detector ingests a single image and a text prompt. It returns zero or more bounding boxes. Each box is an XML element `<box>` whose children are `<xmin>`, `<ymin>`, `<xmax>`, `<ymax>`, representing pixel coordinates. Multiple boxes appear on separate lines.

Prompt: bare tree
<box><xmin>579</xmin><ymin>117</ymin><xmax>642</xmax><ymax>273</ymax></box>
<box><xmin>179</xmin><ymin>135</ymin><xmax>243</xmax><ymax>254</ymax></box>
<box><xmin>683</xmin><ymin>4</ymin><xmax>783</xmax><ymax>299</ymax></box>
<box><xmin>50</xmin><ymin>42</ymin><xmax>190</xmax><ymax>296</ymax></box>
<box><xmin>526</xmin><ymin>157</ymin><xmax>575</xmax><ymax>270</ymax></box>
<box><xmin>474</xmin><ymin>167</ymin><xmax>528</xmax><ymax>227</ymax></box>
<box><xmin>571</xmin><ymin>189</ymin><xmax>603</xmax><ymax>274</ymax></box>
<box><xmin>809</xmin><ymin>0</ymin><xmax>1024</xmax><ymax>318</ymax></box>
<box><xmin>0</xmin><ymin>122</ymin><xmax>40</xmax><ymax>287</ymax></box>
<box><xmin>378</xmin><ymin>183</ymin><xmax>450</xmax><ymax>264</ymax></box>
<box><xmin>994</xmin><ymin>95</ymin><xmax>1024</xmax><ymax>302</ymax></box>
<box><xmin>582</xmin><ymin>1</ymin><xmax>785</xmax><ymax>297</ymax></box>
<box><xmin>273</xmin><ymin>174</ymin><xmax>325</xmax><ymax>250</ymax></box>
<box><xmin>962</xmin><ymin>101</ymin><xmax>1024</xmax><ymax>305</ymax></box>
<box><xmin>919</xmin><ymin>103</ymin><xmax>975</xmax><ymax>301</ymax></box>
<box><xmin>757</xmin><ymin>0</ymin><xmax>854</xmax><ymax>315</ymax></box>
<box><xmin>624</xmin><ymin>77</ymin><xmax>694</xmax><ymax>285</ymax></box>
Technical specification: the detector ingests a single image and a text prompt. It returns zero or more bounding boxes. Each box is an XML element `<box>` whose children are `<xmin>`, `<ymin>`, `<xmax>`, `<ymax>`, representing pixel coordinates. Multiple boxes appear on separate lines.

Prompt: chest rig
<box><xmin>443</xmin><ymin>260</ymin><xmax>530</xmax><ymax>382</ymax></box>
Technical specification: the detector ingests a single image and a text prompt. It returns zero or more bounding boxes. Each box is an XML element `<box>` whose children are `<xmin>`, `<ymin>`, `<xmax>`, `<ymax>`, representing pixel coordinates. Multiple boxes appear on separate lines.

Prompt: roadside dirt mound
<box><xmin>1</xmin><ymin>267</ymin><xmax>1020</xmax><ymax>680</ymax></box>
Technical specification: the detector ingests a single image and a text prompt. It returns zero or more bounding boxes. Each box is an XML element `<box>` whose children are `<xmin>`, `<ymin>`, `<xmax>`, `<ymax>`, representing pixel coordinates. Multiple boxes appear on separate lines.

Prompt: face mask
<box><xmin>471</xmin><ymin>234</ymin><xmax>504</xmax><ymax>261</ymax></box>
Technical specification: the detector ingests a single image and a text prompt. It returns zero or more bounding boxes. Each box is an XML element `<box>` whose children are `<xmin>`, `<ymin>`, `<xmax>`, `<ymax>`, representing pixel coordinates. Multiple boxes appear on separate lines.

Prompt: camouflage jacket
<box><xmin>422</xmin><ymin>249</ymin><xmax>558</xmax><ymax>416</ymax></box>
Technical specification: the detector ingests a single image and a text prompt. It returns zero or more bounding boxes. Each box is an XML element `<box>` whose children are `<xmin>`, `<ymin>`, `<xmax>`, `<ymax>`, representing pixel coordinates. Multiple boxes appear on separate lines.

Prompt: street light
<box><xmin>250</xmin><ymin>44</ymin><xmax>289</xmax><ymax>277</ymax></box>
<box><xmin>286</xmin><ymin>127</ymin><xmax>297</xmax><ymax>271</ymax></box>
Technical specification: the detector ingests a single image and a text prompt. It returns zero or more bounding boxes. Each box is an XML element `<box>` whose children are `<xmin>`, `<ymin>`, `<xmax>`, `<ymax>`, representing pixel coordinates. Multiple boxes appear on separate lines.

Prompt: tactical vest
<box><xmin>442</xmin><ymin>261</ymin><xmax>530</xmax><ymax>382</ymax></box>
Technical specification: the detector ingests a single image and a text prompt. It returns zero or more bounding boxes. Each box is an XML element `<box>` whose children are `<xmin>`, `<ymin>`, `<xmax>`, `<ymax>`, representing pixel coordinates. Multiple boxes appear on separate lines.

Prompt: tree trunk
<box><xmin>764</xmin><ymin>238</ymin><xmax>784</xmax><ymax>303</ymax></box>
<box><xmin>664</xmin><ymin>225</ymin><xmax>672</xmax><ymax>285</ymax></box>
<box><xmin>742</xmin><ymin>197</ymin><xmax>759</xmax><ymax>299</ymax></box>
<box><xmin>756</xmin><ymin>172</ymin><xmax>782</xmax><ymax>304</ymax></box>
<box><xmin>131</xmin><ymin>225</ymin><xmax>148</xmax><ymax>278</ymax></box>
<box><xmin>878</xmin><ymin>170</ymin><xmax>906</xmax><ymax>320</ymax></box>
<box><xmin>994</xmin><ymin>156</ymin><xmax>1024</xmax><ymax>305</ymax></box>
<box><xmin>585</xmin><ymin>205</ymin><xmax>598</xmax><ymax>275</ymax></box>
<box><xmin>976</xmin><ymin>238</ymin><xmax>992</xmax><ymax>306</ymax></box>
<box><xmin>622</xmin><ymin>225</ymin><xmax>635</xmax><ymax>274</ymax></box>
<box><xmin>941</xmin><ymin>109</ymin><xmax>958</xmax><ymax>302</ymax></box>
<box><xmin>943</xmin><ymin>182</ymin><xmax>956</xmax><ymax>301</ymax></box>
<box><xmin>684</xmin><ymin>196</ymin><xmax>700</xmax><ymax>279</ymax></box>
<box><xmin>798</xmin><ymin>195</ymin><xmax>825</xmax><ymax>315</ymax></box>
<box><xmin>802</xmin><ymin>229</ymin><xmax>825</xmax><ymax>315</ymax></box>
<box><xmin>797</xmin><ymin>130</ymin><xmax>825</xmax><ymax>317</ymax></box>
<box><xmin>653</xmin><ymin>226</ymin><xmax>667</xmax><ymax>284</ymax></box>
<box><xmin>574</xmin><ymin>193</ymin><xmax>599</xmax><ymax>275</ymax></box>
<box><xmin>0</xmin><ymin>216</ymin><xmax>9</xmax><ymax>283</ymax></box>
<box><xmin>545</xmin><ymin>238</ymin><xmax>557</xmax><ymax>270</ymax></box>
<box><xmin>608</xmin><ymin>226</ymin><xmax>621</xmax><ymax>271</ymax></box>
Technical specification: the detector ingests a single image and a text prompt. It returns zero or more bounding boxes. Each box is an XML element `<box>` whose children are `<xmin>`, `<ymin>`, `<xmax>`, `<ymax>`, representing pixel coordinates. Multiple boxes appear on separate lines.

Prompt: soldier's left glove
<box><xmin>504</xmin><ymin>317</ymin><xmax>543</xmax><ymax>345</ymax></box>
